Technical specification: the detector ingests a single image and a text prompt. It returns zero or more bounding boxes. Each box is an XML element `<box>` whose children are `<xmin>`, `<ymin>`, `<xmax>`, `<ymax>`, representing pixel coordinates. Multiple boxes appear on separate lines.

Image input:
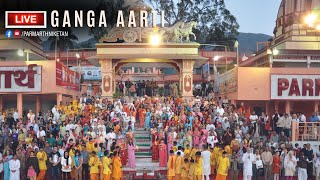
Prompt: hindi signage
<box><xmin>56</xmin><ymin>62</ymin><xmax>80</xmax><ymax>91</ymax></box>
<box><xmin>271</xmin><ymin>75</ymin><xmax>320</xmax><ymax>100</ymax></box>
<box><xmin>0</xmin><ymin>64</ymin><xmax>41</xmax><ymax>92</ymax></box>
<box><xmin>70</xmin><ymin>66</ymin><xmax>101</xmax><ymax>81</ymax></box>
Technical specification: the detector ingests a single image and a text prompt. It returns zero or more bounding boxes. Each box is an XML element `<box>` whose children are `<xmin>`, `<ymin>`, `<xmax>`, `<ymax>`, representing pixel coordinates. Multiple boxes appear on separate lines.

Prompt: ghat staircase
<box><xmin>123</xmin><ymin>128</ymin><xmax>167</xmax><ymax>179</ymax></box>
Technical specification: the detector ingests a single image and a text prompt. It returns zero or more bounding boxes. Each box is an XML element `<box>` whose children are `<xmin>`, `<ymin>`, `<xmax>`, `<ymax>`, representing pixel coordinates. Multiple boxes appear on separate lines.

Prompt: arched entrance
<box><xmin>93</xmin><ymin>43</ymin><xmax>205</xmax><ymax>100</ymax></box>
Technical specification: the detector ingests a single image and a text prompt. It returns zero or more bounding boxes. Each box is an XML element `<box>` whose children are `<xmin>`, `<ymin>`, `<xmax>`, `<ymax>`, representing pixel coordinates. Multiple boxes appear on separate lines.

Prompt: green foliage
<box><xmin>147</xmin><ymin>0</ymin><xmax>239</xmax><ymax>46</ymax></box>
<box><xmin>89</xmin><ymin>0</ymin><xmax>128</xmax><ymax>40</ymax></box>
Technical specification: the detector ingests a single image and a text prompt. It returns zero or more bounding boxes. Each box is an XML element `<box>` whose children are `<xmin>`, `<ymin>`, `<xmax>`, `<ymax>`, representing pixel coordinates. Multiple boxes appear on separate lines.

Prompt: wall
<box><xmin>0</xmin><ymin>61</ymin><xmax>79</xmax><ymax>96</ymax></box>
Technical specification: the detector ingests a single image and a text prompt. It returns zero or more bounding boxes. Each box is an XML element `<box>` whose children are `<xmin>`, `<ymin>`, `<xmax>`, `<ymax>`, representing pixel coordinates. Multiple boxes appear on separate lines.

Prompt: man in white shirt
<box><xmin>106</xmin><ymin>129</ymin><xmax>116</xmax><ymax>151</ymax></box>
<box><xmin>249</xmin><ymin>111</ymin><xmax>259</xmax><ymax>135</ymax></box>
<box><xmin>126</xmin><ymin>113</ymin><xmax>136</xmax><ymax>131</ymax></box>
<box><xmin>13</xmin><ymin>109</ymin><xmax>19</xmax><ymax>121</ymax></box>
<box><xmin>201</xmin><ymin>145</ymin><xmax>211</xmax><ymax>180</ymax></box>
<box><xmin>242</xmin><ymin>147</ymin><xmax>255</xmax><ymax>180</ymax></box>
<box><xmin>9</xmin><ymin>155</ymin><xmax>20</xmax><ymax>180</ymax></box>
<box><xmin>66</xmin><ymin>121</ymin><xmax>75</xmax><ymax>132</ymax></box>
<box><xmin>206</xmin><ymin>122</ymin><xmax>215</xmax><ymax>131</ymax></box>
<box><xmin>37</xmin><ymin>126</ymin><xmax>46</xmax><ymax>139</ymax></box>
<box><xmin>216</xmin><ymin>105</ymin><xmax>225</xmax><ymax>117</ymax></box>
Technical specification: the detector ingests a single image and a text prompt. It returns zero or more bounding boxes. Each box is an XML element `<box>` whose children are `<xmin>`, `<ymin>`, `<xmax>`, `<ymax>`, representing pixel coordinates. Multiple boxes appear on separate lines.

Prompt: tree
<box><xmin>147</xmin><ymin>0</ymin><xmax>239</xmax><ymax>46</ymax></box>
<box><xmin>48</xmin><ymin>27</ymin><xmax>78</xmax><ymax>51</ymax></box>
<box><xmin>89</xmin><ymin>0</ymin><xmax>128</xmax><ymax>40</ymax></box>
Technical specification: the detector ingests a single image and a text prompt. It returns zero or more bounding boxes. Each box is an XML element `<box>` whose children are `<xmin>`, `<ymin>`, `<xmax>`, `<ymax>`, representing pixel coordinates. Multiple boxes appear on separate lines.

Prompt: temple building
<box><xmin>225</xmin><ymin>0</ymin><xmax>320</xmax><ymax>119</ymax></box>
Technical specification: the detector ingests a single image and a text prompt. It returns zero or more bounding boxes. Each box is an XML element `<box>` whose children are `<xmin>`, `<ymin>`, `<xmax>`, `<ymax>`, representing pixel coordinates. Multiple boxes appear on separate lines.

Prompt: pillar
<box><xmin>265</xmin><ymin>101</ymin><xmax>270</xmax><ymax>115</ymax></box>
<box><xmin>57</xmin><ymin>93</ymin><xmax>63</xmax><ymax>105</ymax></box>
<box><xmin>180</xmin><ymin>59</ymin><xmax>195</xmax><ymax>99</ymax></box>
<box><xmin>285</xmin><ymin>100</ymin><xmax>290</xmax><ymax>114</ymax></box>
<box><xmin>100</xmin><ymin>59</ymin><xmax>114</xmax><ymax>100</ymax></box>
<box><xmin>0</xmin><ymin>96</ymin><xmax>3</xmax><ymax>111</ymax></box>
<box><xmin>274</xmin><ymin>101</ymin><xmax>279</xmax><ymax>112</ymax></box>
<box><xmin>17</xmin><ymin>93</ymin><xmax>23</xmax><ymax>119</ymax></box>
<box><xmin>315</xmin><ymin>101</ymin><xmax>319</xmax><ymax>112</ymax></box>
<box><xmin>35</xmin><ymin>96</ymin><xmax>41</xmax><ymax>123</ymax></box>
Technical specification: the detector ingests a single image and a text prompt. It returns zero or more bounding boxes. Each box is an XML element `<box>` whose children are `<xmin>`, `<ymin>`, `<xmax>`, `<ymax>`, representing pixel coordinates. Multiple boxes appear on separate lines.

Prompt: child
<box><xmin>188</xmin><ymin>159</ymin><xmax>195</xmax><ymax>180</ymax></box>
<box><xmin>181</xmin><ymin>158</ymin><xmax>190</xmax><ymax>180</ymax></box>
<box><xmin>173</xmin><ymin>141</ymin><xmax>178</xmax><ymax>152</ymax></box>
<box><xmin>273</xmin><ymin>151</ymin><xmax>281</xmax><ymax>180</ymax></box>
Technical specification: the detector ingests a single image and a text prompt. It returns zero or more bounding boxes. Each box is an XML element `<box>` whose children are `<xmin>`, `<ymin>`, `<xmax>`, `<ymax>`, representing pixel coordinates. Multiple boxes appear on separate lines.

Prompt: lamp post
<box><xmin>201</xmin><ymin>44</ymin><xmax>228</xmax><ymax>72</ymax></box>
<box><xmin>234</xmin><ymin>41</ymin><xmax>239</xmax><ymax>66</ymax></box>
<box><xmin>17</xmin><ymin>49</ymin><xmax>33</xmax><ymax>61</ymax></box>
<box><xmin>267</xmin><ymin>48</ymin><xmax>279</xmax><ymax>68</ymax></box>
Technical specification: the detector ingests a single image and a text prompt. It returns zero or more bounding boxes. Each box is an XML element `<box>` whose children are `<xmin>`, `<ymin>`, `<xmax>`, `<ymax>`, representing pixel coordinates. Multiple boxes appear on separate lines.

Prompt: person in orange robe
<box><xmin>138</xmin><ymin>106</ymin><xmax>146</xmax><ymax>127</ymax></box>
<box><xmin>272</xmin><ymin>151</ymin><xmax>281</xmax><ymax>180</ymax></box>
<box><xmin>89</xmin><ymin>151</ymin><xmax>100</xmax><ymax>180</ymax></box>
<box><xmin>167</xmin><ymin>150</ymin><xmax>176</xmax><ymax>180</ymax></box>
<box><xmin>112</xmin><ymin>151</ymin><xmax>122</xmax><ymax>180</ymax></box>
<box><xmin>84</xmin><ymin>103</ymin><xmax>91</xmax><ymax>118</ymax></box>
<box><xmin>175</xmin><ymin>151</ymin><xmax>183</xmax><ymax>180</ymax></box>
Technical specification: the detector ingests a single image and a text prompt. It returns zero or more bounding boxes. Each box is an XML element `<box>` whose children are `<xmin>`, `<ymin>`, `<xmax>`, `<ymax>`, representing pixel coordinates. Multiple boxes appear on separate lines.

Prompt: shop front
<box><xmin>0</xmin><ymin>61</ymin><xmax>80</xmax><ymax>118</ymax></box>
<box><xmin>218</xmin><ymin>67</ymin><xmax>320</xmax><ymax>118</ymax></box>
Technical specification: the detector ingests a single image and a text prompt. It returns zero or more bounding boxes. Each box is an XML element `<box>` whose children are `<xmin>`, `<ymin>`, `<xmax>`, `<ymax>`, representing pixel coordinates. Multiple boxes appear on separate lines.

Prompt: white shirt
<box><xmin>242</xmin><ymin>153</ymin><xmax>255</xmax><ymax>176</ymax></box>
<box><xmin>66</xmin><ymin>124</ymin><xmax>75</xmax><ymax>131</ymax></box>
<box><xmin>206</xmin><ymin>124</ymin><xmax>215</xmax><ymax>131</ymax></box>
<box><xmin>13</xmin><ymin>112</ymin><xmax>19</xmax><ymax>121</ymax></box>
<box><xmin>249</xmin><ymin>115</ymin><xmax>258</xmax><ymax>123</ymax></box>
<box><xmin>207</xmin><ymin>135</ymin><xmax>218</xmax><ymax>148</ymax></box>
<box><xmin>300</xmin><ymin>114</ymin><xmax>306</xmax><ymax>122</ymax></box>
<box><xmin>61</xmin><ymin>156</ymin><xmax>72</xmax><ymax>172</ymax></box>
<box><xmin>37</xmin><ymin>130</ymin><xmax>46</xmax><ymax>138</ymax></box>
<box><xmin>202</xmin><ymin>150</ymin><xmax>211</xmax><ymax>175</ymax></box>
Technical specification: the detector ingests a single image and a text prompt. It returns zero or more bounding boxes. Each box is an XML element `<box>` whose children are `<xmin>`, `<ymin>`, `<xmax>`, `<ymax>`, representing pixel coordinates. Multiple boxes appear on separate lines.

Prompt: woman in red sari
<box><xmin>138</xmin><ymin>105</ymin><xmax>146</xmax><ymax>127</ymax></box>
<box><xmin>119</xmin><ymin>138</ymin><xmax>128</xmax><ymax>166</ymax></box>
<box><xmin>151</xmin><ymin>128</ymin><xmax>159</xmax><ymax>162</ymax></box>
<box><xmin>158</xmin><ymin>139</ymin><xmax>167</xmax><ymax>167</ymax></box>
<box><xmin>84</xmin><ymin>103</ymin><xmax>91</xmax><ymax>119</ymax></box>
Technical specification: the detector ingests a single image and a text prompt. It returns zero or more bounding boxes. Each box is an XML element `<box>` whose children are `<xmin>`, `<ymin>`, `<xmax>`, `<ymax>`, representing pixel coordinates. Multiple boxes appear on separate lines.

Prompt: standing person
<box><xmin>261</xmin><ymin>147</ymin><xmax>273</xmax><ymax>180</ymax></box>
<box><xmin>81</xmin><ymin>145</ymin><xmax>89</xmax><ymax>180</ymax></box>
<box><xmin>26</xmin><ymin>151</ymin><xmax>39</xmax><ymax>180</ymax></box>
<box><xmin>4</xmin><ymin>150</ymin><xmax>13</xmax><ymax>180</ymax></box>
<box><xmin>272</xmin><ymin>151</ymin><xmax>281</xmax><ymax>180</ymax></box>
<box><xmin>284</xmin><ymin>151</ymin><xmax>297</xmax><ymax>180</ymax></box>
<box><xmin>201</xmin><ymin>145</ymin><xmax>211</xmax><ymax>180</ymax></box>
<box><xmin>127</xmin><ymin>139</ymin><xmax>136</xmax><ymax>169</ymax></box>
<box><xmin>112</xmin><ymin>151</ymin><xmax>122</xmax><ymax>180</ymax></box>
<box><xmin>242</xmin><ymin>147</ymin><xmax>254</xmax><ymax>180</ymax></box>
<box><xmin>9</xmin><ymin>154</ymin><xmax>20</xmax><ymax>180</ymax></box>
<box><xmin>297</xmin><ymin>152</ymin><xmax>308</xmax><ymax>180</ymax></box>
<box><xmin>74</xmin><ymin>150</ymin><xmax>83</xmax><ymax>180</ymax></box>
<box><xmin>252</xmin><ymin>149</ymin><xmax>261</xmax><ymax>180</ymax></box>
<box><xmin>102</xmin><ymin>151</ymin><xmax>112</xmax><ymax>180</ymax></box>
<box><xmin>314</xmin><ymin>152</ymin><xmax>320</xmax><ymax>180</ymax></box>
<box><xmin>159</xmin><ymin>140</ymin><xmax>167</xmax><ymax>167</ymax></box>
<box><xmin>167</xmin><ymin>150</ymin><xmax>176</xmax><ymax>180</ymax></box>
<box><xmin>216</xmin><ymin>151</ymin><xmax>230</xmax><ymax>180</ymax></box>
<box><xmin>194</xmin><ymin>151</ymin><xmax>203</xmax><ymax>180</ymax></box>
<box><xmin>37</xmin><ymin>147</ymin><xmax>47</xmax><ymax>180</ymax></box>
<box><xmin>89</xmin><ymin>151</ymin><xmax>100</xmax><ymax>180</ymax></box>
<box><xmin>249</xmin><ymin>111</ymin><xmax>258</xmax><ymax>135</ymax></box>
<box><xmin>175</xmin><ymin>151</ymin><xmax>183</xmax><ymax>180</ymax></box>
<box><xmin>49</xmin><ymin>146</ymin><xmax>61</xmax><ymax>180</ymax></box>
<box><xmin>0</xmin><ymin>150</ymin><xmax>3</xmax><ymax>179</ymax></box>
<box><xmin>304</xmin><ymin>143</ymin><xmax>314</xmax><ymax>179</ymax></box>
<box><xmin>61</xmin><ymin>151</ymin><xmax>72</xmax><ymax>180</ymax></box>
<box><xmin>229</xmin><ymin>151</ymin><xmax>239</xmax><ymax>180</ymax></box>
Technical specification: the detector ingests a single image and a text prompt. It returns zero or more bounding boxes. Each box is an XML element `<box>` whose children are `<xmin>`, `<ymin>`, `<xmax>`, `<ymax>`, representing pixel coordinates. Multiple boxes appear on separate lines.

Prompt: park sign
<box><xmin>0</xmin><ymin>64</ymin><xmax>41</xmax><ymax>92</ymax></box>
<box><xmin>271</xmin><ymin>75</ymin><xmax>320</xmax><ymax>100</ymax></box>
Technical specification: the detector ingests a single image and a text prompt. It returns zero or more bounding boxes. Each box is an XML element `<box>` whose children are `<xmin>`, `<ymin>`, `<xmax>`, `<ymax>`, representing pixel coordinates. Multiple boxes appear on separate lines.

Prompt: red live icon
<box><xmin>5</xmin><ymin>11</ymin><xmax>47</xmax><ymax>28</ymax></box>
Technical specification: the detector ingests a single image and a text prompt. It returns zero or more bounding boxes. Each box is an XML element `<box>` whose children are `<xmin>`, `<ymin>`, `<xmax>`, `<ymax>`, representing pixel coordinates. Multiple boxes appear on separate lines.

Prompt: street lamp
<box><xmin>17</xmin><ymin>49</ymin><xmax>32</xmax><ymax>61</ymax></box>
<box><xmin>150</xmin><ymin>34</ymin><xmax>161</xmax><ymax>46</ymax></box>
<box><xmin>267</xmin><ymin>47</ymin><xmax>279</xmax><ymax>67</ymax></box>
<box><xmin>304</xmin><ymin>13</ymin><xmax>317</xmax><ymax>27</ymax></box>
<box><xmin>234</xmin><ymin>40</ymin><xmax>239</xmax><ymax>66</ymax></box>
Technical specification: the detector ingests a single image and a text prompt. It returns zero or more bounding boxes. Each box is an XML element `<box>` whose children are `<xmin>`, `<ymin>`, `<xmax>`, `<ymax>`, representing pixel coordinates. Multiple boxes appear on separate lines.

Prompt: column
<box><xmin>285</xmin><ymin>100</ymin><xmax>290</xmax><ymax>114</ymax></box>
<box><xmin>315</xmin><ymin>101</ymin><xmax>319</xmax><ymax>112</ymax></box>
<box><xmin>100</xmin><ymin>59</ymin><xmax>114</xmax><ymax>100</ymax></box>
<box><xmin>181</xmin><ymin>59</ymin><xmax>195</xmax><ymax>99</ymax></box>
<box><xmin>57</xmin><ymin>93</ymin><xmax>63</xmax><ymax>105</ymax></box>
<box><xmin>35</xmin><ymin>96</ymin><xmax>41</xmax><ymax>123</ymax></box>
<box><xmin>0</xmin><ymin>96</ymin><xmax>3</xmax><ymax>111</ymax></box>
<box><xmin>265</xmin><ymin>101</ymin><xmax>270</xmax><ymax>115</ymax></box>
<box><xmin>17</xmin><ymin>93</ymin><xmax>23</xmax><ymax>119</ymax></box>
<box><xmin>274</xmin><ymin>101</ymin><xmax>279</xmax><ymax>112</ymax></box>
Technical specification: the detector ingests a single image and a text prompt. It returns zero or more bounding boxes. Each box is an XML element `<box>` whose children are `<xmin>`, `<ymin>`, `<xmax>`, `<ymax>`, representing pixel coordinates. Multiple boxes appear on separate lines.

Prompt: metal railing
<box><xmin>292</xmin><ymin>121</ymin><xmax>320</xmax><ymax>141</ymax></box>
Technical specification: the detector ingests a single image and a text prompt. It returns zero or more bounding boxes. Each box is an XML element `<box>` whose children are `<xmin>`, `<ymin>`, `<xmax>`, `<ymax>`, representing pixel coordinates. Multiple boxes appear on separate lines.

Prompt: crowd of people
<box><xmin>0</xmin><ymin>92</ymin><xmax>319</xmax><ymax>180</ymax></box>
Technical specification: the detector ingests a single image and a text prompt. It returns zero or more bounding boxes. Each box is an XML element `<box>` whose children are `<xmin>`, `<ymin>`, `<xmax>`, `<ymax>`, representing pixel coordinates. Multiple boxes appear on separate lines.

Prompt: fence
<box><xmin>291</xmin><ymin>121</ymin><xmax>320</xmax><ymax>141</ymax></box>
